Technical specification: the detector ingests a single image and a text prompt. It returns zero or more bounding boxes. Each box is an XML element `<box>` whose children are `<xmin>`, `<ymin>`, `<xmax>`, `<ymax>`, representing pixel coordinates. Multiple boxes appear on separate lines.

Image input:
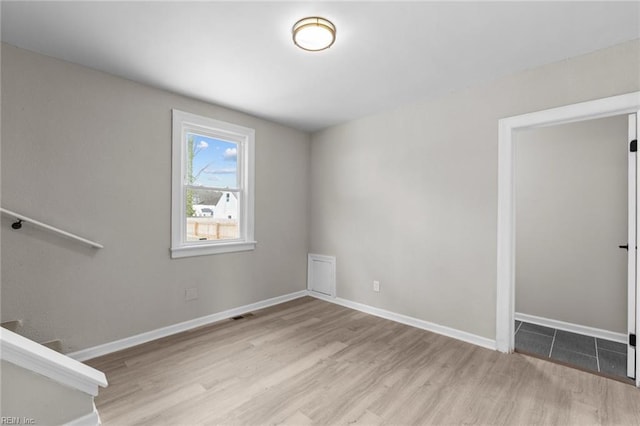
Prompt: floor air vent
<box><xmin>231</xmin><ymin>313</ymin><xmax>254</xmax><ymax>320</ymax></box>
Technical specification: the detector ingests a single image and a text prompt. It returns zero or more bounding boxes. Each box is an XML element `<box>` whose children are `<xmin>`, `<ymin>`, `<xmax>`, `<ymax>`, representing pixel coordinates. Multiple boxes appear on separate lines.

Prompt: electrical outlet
<box><xmin>184</xmin><ymin>287</ymin><xmax>199</xmax><ymax>301</ymax></box>
<box><xmin>373</xmin><ymin>280</ymin><xmax>380</xmax><ymax>292</ymax></box>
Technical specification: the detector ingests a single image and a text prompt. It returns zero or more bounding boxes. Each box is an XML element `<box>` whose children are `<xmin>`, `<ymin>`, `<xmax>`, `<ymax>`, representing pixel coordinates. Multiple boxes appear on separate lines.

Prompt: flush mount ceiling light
<box><xmin>292</xmin><ymin>17</ymin><xmax>336</xmax><ymax>52</ymax></box>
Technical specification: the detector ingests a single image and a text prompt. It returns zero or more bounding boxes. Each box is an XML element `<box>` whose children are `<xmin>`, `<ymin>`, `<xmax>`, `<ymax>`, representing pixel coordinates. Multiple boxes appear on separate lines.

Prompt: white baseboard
<box><xmin>68</xmin><ymin>290</ymin><xmax>308</xmax><ymax>362</ymax></box>
<box><xmin>308</xmin><ymin>292</ymin><xmax>497</xmax><ymax>351</ymax></box>
<box><xmin>515</xmin><ymin>312</ymin><xmax>627</xmax><ymax>344</ymax></box>
<box><xmin>64</xmin><ymin>405</ymin><xmax>100</xmax><ymax>426</ymax></box>
<box><xmin>69</xmin><ymin>288</ymin><xmax>498</xmax><ymax>362</ymax></box>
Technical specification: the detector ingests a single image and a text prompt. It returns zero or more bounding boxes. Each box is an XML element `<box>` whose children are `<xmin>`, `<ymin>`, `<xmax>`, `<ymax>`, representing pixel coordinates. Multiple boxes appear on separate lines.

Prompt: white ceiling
<box><xmin>2</xmin><ymin>1</ymin><xmax>639</xmax><ymax>132</ymax></box>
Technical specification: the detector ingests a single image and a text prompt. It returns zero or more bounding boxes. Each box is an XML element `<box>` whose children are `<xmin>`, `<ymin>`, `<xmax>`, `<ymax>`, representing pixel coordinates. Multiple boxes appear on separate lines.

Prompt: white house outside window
<box><xmin>171</xmin><ymin>110</ymin><xmax>255</xmax><ymax>258</ymax></box>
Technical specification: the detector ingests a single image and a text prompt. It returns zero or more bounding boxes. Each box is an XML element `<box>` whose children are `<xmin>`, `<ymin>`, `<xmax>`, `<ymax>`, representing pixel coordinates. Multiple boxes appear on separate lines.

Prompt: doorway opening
<box><xmin>496</xmin><ymin>91</ymin><xmax>640</xmax><ymax>387</ymax></box>
<box><xmin>513</xmin><ymin>115</ymin><xmax>629</xmax><ymax>381</ymax></box>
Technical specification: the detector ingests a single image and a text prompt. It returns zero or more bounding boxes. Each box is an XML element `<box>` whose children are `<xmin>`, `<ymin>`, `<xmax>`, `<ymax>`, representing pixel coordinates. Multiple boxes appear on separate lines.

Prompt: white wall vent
<box><xmin>307</xmin><ymin>254</ymin><xmax>336</xmax><ymax>297</ymax></box>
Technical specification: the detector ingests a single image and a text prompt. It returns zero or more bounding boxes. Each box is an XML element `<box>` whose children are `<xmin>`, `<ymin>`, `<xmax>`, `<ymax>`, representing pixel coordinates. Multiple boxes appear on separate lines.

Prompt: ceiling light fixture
<box><xmin>292</xmin><ymin>17</ymin><xmax>336</xmax><ymax>52</ymax></box>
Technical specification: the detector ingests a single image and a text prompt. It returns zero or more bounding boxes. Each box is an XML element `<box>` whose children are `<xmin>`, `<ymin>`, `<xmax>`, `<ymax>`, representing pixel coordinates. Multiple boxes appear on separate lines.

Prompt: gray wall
<box><xmin>0</xmin><ymin>360</ymin><xmax>94</xmax><ymax>424</ymax></box>
<box><xmin>0</xmin><ymin>44</ymin><xmax>311</xmax><ymax>352</ymax></box>
<box><xmin>2</xmin><ymin>39</ymin><xmax>639</xmax><ymax>351</ymax></box>
<box><xmin>309</xmin><ymin>39</ymin><xmax>640</xmax><ymax>340</ymax></box>
<box><xmin>515</xmin><ymin>116</ymin><xmax>629</xmax><ymax>333</ymax></box>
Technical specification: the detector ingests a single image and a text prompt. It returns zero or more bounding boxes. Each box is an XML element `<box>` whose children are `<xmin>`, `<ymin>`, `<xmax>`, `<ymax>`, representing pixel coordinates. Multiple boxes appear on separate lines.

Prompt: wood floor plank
<box><xmin>88</xmin><ymin>297</ymin><xmax>640</xmax><ymax>425</ymax></box>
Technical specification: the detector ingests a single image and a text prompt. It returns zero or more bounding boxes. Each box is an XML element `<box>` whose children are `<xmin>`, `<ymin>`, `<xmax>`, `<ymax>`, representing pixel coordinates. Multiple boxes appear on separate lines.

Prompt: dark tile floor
<box><xmin>514</xmin><ymin>320</ymin><xmax>628</xmax><ymax>379</ymax></box>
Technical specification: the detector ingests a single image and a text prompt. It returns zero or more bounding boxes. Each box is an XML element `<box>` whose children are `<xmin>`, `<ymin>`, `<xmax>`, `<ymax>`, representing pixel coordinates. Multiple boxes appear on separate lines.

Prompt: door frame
<box><xmin>495</xmin><ymin>91</ymin><xmax>640</xmax><ymax>387</ymax></box>
<box><xmin>629</xmin><ymin>113</ymin><xmax>638</xmax><ymax>379</ymax></box>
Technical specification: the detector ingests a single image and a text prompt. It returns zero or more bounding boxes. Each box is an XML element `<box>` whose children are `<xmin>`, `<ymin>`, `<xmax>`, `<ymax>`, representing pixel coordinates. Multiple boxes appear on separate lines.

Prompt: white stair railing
<box><xmin>1</xmin><ymin>207</ymin><xmax>103</xmax><ymax>249</ymax></box>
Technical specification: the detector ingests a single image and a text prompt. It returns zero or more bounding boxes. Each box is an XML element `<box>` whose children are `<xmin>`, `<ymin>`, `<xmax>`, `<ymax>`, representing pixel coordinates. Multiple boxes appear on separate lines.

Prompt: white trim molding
<box><xmin>496</xmin><ymin>90</ymin><xmax>640</xmax><ymax>386</ymax></box>
<box><xmin>171</xmin><ymin>240</ymin><xmax>257</xmax><ymax>258</ymax></box>
<box><xmin>69</xmin><ymin>289</ymin><xmax>497</xmax><ymax>364</ymax></box>
<box><xmin>0</xmin><ymin>328</ymin><xmax>108</xmax><ymax>396</ymax></box>
<box><xmin>69</xmin><ymin>290</ymin><xmax>308</xmax><ymax>362</ymax></box>
<box><xmin>308</xmin><ymin>292</ymin><xmax>496</xmax><ymax>351</ymax></box>
<box><xmin>63</xmin><ymin>405</ymin><xmax>101</xmax><ymax>426</ymax></box>
<box><xmin>515</xmin><ymin>313</ymin><xmax>627</xmax><ymax>344</ymax></box>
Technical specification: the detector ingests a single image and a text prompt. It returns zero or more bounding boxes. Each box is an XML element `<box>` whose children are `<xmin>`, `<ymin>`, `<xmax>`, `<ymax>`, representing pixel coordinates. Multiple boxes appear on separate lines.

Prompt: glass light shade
<box><xmin>292</xmin><ymin>17</ymin><xmax>336</xmax><ymax>51</ymax></box>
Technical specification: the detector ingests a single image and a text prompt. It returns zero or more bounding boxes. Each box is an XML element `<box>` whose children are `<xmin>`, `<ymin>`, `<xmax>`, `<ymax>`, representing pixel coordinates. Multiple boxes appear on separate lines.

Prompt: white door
<box><xmin>628</xmin><ymin>112</ymin><xmax>638</xmax><ymax>380</ymax></box>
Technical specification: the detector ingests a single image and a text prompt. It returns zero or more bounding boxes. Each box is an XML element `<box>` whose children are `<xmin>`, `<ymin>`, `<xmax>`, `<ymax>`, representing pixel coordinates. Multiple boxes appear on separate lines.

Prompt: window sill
<box><xmin>171</xmin><ymin>241</ymin><xmax>257</xmax><ymax>258</ymax></box>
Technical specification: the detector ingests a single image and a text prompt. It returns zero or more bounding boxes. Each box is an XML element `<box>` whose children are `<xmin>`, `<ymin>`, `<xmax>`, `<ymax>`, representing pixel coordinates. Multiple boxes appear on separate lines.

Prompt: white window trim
<box><xmin>171</xmin><ymin>109</ymin><xmax>256</xmax><ymax>258</ymax></box>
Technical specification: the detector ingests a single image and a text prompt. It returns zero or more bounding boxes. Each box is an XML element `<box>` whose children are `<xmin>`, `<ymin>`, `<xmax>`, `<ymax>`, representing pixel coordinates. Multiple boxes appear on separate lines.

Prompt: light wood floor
<box><xmin>88</xmin><ymin>297</ymin><xmax>640</xmax><ymax>425</ymax></box>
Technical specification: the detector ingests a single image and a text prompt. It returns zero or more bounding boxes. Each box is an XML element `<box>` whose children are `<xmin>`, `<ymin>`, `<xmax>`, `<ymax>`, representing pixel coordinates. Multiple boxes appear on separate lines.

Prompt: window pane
<box><xmin>187</xmin><ymin>133</ymin><xmax>238</xmax><ymax>189</ymax></box>
<box><xmin>185</xmin><ymin>189</ymin><xmax>240</xmax><ymax>242</ymax></box>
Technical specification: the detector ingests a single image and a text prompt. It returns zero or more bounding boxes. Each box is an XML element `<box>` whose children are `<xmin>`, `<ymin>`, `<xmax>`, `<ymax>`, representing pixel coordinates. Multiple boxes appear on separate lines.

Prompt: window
<box><xmin>171</xmin><ymin>110</ymin><xmax>255</xmax><ymax>258</ymax></box>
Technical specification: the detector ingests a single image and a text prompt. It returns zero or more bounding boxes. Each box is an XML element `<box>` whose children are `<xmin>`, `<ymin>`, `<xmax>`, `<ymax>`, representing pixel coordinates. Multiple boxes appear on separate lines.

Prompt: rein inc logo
<box><xmin>1</xmin><ymin>418</ymin><xmax>35</xmax><ymax>425</ymax></box>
